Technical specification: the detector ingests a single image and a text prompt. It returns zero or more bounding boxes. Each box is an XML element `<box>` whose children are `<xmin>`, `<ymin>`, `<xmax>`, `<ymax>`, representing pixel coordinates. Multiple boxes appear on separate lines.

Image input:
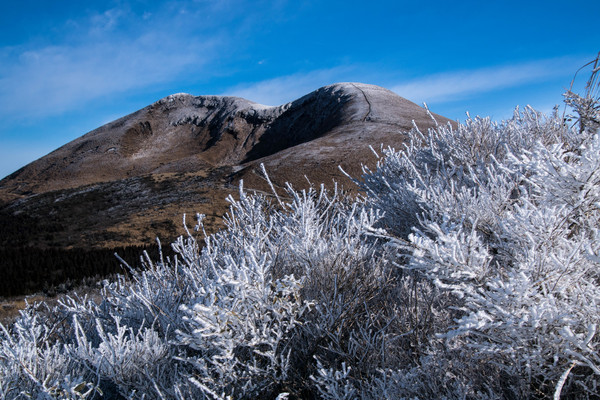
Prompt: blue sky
<box><xmin>0</xmin><ymin>0</ymin><xmax>598</xmax><ymax>180</ymax></box>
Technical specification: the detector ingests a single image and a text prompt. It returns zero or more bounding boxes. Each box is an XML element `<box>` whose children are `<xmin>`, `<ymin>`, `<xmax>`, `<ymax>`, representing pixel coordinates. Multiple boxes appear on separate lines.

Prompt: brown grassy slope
<box><xmin>0</xmin><ymin>82</ymin><xmax>454</xmax><ymax>253</ymax></box>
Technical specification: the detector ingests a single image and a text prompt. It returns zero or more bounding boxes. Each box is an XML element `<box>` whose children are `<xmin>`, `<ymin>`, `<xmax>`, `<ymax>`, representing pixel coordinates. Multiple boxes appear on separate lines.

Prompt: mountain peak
<box><xmin>0</xmin><ymin>82</ymin><xmax>453</xmax><ymax>201</ymax></box>
<box><xmin>0</xmin><ymin>82</ymin><xmax>454</xmax><ymax>251</ymax></box>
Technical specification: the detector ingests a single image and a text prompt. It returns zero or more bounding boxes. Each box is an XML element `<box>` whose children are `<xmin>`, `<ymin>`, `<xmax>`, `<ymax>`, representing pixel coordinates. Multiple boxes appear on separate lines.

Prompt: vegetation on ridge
<box><xmin>1</xmin><ymin>54</ymin><xmax>599</xmax><ymax>399</ymax></box>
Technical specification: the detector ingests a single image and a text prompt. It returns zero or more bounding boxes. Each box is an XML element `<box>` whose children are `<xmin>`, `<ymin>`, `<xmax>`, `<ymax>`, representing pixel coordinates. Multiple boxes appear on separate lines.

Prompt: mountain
<box><xmin>0</xmin><ymin>83</ymin><xmax>453</xmax><ymax>295</ymax></box>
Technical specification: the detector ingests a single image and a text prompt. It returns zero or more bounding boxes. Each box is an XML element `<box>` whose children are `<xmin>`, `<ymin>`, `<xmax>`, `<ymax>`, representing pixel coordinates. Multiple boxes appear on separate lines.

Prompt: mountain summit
<box><xmin>1</xmin><ymin>83</ymin><xmax>451</xmax><ymax>198</ymax></box>
<box><xmin>0</xmin><ymin>83</ymin><xmax>453</xmax><ymax>251</ymax></box>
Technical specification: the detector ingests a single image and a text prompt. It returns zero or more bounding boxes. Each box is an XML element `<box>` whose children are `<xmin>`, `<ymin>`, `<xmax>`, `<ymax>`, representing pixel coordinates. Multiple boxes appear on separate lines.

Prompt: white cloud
<box><xmin>0</xmin><ymin>4</ymin><xmax>223</xmax><ymax>121</ymax></box>
<box><xmin>89</xmin><ymin>8</ymin><xmax>125</xmax><ymax>33</ymax></box>
<box><xmin>222</xmin><ymin>67</ymin><xmax>355</xmax><ymax>105</ymax></box>
<box><xmin>390</xmin><ymin>57</ymin><xmax>578</xmax><ymax>104</ymax></box>
<box><xmin>0</xmin><ymin>40</ymin><xmax>214</xmax><ymax>118</ymax></box>
<box><xmin>222</xmin><ymin>57</ymin><xmax>582</xmax><ymax>108</ymax></box>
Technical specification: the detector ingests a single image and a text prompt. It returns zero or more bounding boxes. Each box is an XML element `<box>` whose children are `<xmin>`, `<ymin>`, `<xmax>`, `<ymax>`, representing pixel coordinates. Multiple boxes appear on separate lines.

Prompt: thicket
<box><xmin>1</xmin><ymin>54</ymin><xmax>599</xmax><ymax>399</ymax></box>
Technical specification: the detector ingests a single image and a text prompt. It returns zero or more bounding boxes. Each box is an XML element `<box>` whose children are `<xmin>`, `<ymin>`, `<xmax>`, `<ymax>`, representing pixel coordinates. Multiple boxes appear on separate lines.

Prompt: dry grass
<box><xmin>0</xmin><ymin>285</ymin><xmax>104</xmax><ymax>326</ymax></box>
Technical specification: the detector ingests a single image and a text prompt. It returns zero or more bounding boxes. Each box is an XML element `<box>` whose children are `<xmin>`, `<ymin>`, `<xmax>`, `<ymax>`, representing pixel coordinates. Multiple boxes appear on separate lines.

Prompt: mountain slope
<box><xmin>0</xmin><ymin>83</ymin><xmax>453</xmax><ymax>251</ymax></box>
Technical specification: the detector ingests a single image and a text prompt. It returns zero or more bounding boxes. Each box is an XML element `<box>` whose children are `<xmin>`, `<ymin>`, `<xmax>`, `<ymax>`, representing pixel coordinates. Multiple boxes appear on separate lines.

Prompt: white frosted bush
<box><xmin>1</xmin><ymin>178</ymin><xmax>394</xmax><ymax>399</ymax></box>
<box><xmin>0</xmin><ymin>307</ymin><xmax>95</xmax><ymax>399</ymax></box>
<box><xmin>360</xmin><ymin>57</ymin><xmax>600</xmax><ymax>398</ymax></box>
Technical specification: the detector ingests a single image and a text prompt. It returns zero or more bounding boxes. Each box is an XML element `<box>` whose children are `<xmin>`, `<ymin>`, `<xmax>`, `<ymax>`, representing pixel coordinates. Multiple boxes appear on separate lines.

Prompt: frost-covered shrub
<box><xmin>360</xmin><ymin>56</ymin><xmax>600</xmax><ymax>398</ymax></box>
<box><xmin>0</xmin><ymin>306</ymin><xmax>96</xmax><ymax>399</ymax></box>
<box><xmin>360</xmin><ymin>105</ymin><xmax>571</xmax><ymax>239</ymax></box>
<box><xmin>0</xmin><ymin>179</ymin><xmax>397</xmax><ymax>399</ymax></box>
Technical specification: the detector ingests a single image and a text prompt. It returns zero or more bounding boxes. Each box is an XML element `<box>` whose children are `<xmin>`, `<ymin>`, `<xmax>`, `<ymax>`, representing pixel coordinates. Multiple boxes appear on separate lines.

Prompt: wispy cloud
<box><xmin>0</xmin><ymin>4</ymin><xmax>224</xmax><ymax>120</ymax></box>
<box><xmin>222</xmin><ymin>67</ymin><xmax>356</xmax><ymax>105</ymax></box>
<box><xmin>390</xmin><ymin>57</ymin><xmax>578</xmax><ymax>104</ymax></box>
<box><xmin>222</xmin><ymin>57</ymin><xmax>582</xmax><ymax>108</ymax></box>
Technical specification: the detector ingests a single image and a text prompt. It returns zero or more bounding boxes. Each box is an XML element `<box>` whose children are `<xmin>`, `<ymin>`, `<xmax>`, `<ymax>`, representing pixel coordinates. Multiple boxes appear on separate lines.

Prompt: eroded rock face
<box><xmin>0</xmin><ymin>83</ymin><xmax>454</xmax><ymax>249</ymax></box>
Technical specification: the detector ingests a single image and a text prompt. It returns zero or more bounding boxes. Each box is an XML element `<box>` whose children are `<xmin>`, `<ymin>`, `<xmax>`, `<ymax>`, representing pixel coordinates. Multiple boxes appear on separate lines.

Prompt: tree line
<box><xmin>0</xmin><ymin>244</ymin><xmax>175</xmax><ymax>297</ymax></box>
